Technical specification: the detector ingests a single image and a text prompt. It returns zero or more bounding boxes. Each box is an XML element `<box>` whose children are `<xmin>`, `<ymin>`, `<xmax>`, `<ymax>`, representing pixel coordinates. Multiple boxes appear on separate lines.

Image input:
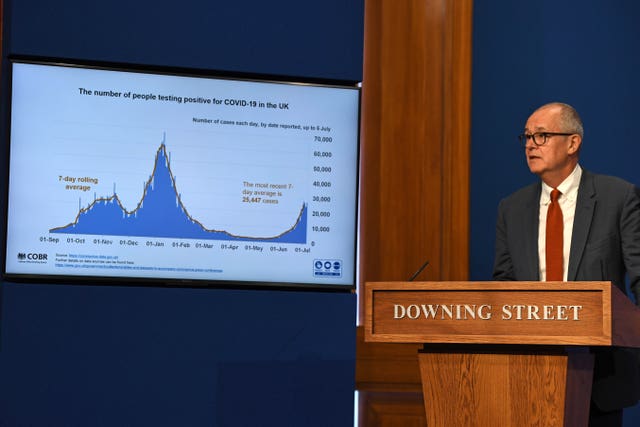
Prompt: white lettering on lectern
<box><xmin>391</xmin><ymin>304</ymin><xmax>584</xmax><ymax>321</ymax></box>
<box><xmin>500</xmin><ymin>305</ymin><xmax>583</xmax><ymax>320</ymax></box>
<box><xmin>393</xmin><ymin>304</ymin><xmax>492</xmax><ymax>320</ymax></box>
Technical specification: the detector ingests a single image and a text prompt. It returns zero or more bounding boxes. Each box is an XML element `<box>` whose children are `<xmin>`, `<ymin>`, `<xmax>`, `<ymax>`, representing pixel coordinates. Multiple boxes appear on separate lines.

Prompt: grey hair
<box><xmin>536</xmin><ymin>102</ymin><xmax>584</xmax><ymax>137</ymax></box>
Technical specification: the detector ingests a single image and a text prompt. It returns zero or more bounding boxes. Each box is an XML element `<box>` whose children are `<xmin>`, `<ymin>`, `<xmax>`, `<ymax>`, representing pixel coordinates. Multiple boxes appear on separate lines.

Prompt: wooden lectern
<box><xmin>364</xmin><ymin>281</ymin><xmax>640</xmax><ymax>426</ymax></box>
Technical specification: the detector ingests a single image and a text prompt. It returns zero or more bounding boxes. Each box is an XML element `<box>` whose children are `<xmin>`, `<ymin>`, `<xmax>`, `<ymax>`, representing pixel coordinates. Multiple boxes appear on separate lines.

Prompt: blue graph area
<box><xmin>50</xmin><ymin>142</ymin><xmax>307</xmax><ymax>244</ymax></box>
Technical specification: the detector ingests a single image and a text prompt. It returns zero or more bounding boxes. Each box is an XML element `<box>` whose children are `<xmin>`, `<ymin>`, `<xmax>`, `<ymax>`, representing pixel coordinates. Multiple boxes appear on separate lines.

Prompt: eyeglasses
<box><xmin>518</xmin><ymin>132</ymin><xmax>574</xmax><ymax>146</ymax></box>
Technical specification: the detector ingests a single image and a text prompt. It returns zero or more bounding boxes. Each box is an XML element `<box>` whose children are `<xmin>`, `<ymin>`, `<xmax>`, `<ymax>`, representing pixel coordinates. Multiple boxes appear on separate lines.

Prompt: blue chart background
<box><xmin>0</xmin><ymin>0</ymin><xmax>363</xmax><ymax>426</ymax></box>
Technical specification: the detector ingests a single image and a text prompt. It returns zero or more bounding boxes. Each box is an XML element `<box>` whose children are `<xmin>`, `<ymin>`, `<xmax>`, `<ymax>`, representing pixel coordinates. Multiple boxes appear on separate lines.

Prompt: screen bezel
<box><xmin>1</xmin><ymin>56</ymin><xmax>361</xmax><ymax>291</ymax></box>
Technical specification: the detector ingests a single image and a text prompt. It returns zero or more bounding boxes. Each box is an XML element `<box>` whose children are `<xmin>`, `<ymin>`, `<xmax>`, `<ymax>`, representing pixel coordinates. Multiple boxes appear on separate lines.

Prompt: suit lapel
<box><xmin>523</xmin><ymin>184</ymin><xmax>541</xmax><ymax>280</ymax></box>
<box><xmin>568</xmin><ymin>171</ymin><xmax>596</xmax><ymax>280</ymax></box>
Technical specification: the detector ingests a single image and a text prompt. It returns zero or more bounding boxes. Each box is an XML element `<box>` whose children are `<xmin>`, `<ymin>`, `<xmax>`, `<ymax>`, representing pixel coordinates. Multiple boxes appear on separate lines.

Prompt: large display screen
<box><xmin>3</xmin><ymin>60</ymin><xmax>360</xmax><ymax>289</ymax></box>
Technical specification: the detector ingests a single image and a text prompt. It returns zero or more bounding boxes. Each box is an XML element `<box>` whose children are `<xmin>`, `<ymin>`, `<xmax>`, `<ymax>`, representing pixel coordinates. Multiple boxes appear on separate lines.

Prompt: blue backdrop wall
<box><xmin>471</xmin><ymin>0</ymin><xmax>640</xmax><ymax>424</ymax></box>
<box><xmin>0</xmin><ymin>1</ymin><xmax>363</xmax><ymax>426</ymax></box>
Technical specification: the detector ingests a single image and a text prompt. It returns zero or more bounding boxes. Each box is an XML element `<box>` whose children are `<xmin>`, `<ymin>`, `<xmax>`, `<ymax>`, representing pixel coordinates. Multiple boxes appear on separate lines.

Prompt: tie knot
<box><xmin>550</xmin><ymin>188</ymin><xmax>561</xmax><ymax>203</ymax></box>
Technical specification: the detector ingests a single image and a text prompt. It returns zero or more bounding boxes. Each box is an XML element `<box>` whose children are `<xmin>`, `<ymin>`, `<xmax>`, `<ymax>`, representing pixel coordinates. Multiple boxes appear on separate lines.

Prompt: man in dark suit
<box><xmin>493</xmin><ymin>102</ymin><xmax>640</xmax><ymax>426</ymax></box>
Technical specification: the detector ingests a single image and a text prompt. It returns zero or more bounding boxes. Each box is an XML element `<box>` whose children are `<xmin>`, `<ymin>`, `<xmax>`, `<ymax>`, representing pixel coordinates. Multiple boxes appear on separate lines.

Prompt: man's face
<box><xmin>523</xmin><ymin>106</ymin><xmax>578</xmax><ymax>181</ymax></box>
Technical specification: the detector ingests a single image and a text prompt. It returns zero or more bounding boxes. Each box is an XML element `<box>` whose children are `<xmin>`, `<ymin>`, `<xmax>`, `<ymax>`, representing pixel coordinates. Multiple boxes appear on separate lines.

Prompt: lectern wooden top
<box><xmin>364</xmin><ymin>281</ymin><xmax>640</xmax><ymax>347</ymax></box>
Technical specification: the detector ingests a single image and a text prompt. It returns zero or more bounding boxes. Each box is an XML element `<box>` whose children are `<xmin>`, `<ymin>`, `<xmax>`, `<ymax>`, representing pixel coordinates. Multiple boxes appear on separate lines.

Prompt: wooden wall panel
<box><xmin>360</xmin><ymin>0</ymin><xmax>445</xmax><ymax>287</ymax></box>
<box><xmin>359</xmin><ymin>391</ymin><xmax>427</xmax><ymax>427</ymax></box>
<box><xmin>441</xmin><ymin>0</ymin><xmax>473</xmax><ymax>280</ymax></box>
<box><xmin>359</xmin><ymin>0</ymin><xmax>471</xmax><ymax>300</ymax></box>
<box><xmin>357</xmin><ymin>0</ymin><xmax>473</xmax><ymax>424</ymax></box>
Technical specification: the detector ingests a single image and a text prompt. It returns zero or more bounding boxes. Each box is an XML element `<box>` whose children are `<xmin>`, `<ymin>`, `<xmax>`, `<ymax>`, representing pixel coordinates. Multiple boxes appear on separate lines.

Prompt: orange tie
<box><xmin>546</xmin><ymin>189</ymin><xmax>563</xmax><ymax>281</ymax></box>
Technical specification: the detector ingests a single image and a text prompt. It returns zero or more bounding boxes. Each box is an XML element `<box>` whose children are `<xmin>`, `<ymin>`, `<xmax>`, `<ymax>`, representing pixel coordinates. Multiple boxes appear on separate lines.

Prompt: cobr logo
<box><xmin>18</xmin><ymin>252</ymin><xmax>48</xmax><ymax>261</ymax></box>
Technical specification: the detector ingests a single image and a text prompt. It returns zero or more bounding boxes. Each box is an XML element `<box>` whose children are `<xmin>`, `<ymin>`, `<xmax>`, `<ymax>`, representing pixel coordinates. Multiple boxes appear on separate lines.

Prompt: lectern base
<box><xmin>418</xmin><ymin>345</ymin><xmax>594</xmax><ymax>427</ymax></box>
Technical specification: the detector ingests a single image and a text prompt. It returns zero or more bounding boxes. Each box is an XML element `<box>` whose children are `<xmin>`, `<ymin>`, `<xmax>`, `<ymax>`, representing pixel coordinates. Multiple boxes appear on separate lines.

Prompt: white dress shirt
<box><xmin>538</xmin><ymin>164</ymin><xmax>582</xmax><ymax>281</ymax></box>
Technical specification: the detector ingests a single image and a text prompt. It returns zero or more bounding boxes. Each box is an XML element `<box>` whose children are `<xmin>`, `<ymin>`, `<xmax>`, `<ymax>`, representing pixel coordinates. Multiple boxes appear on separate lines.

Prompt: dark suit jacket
<box><xmin>493</xmin><ymin>169</ymin><xmax>640</xmax><ymax>411</ymax></box>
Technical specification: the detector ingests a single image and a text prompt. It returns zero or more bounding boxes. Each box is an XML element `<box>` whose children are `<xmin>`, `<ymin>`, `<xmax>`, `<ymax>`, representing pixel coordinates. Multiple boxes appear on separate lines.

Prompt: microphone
<box><xmin>408</xmin><ymin>259</ymin><xmax>430</xmax><ymax>282</ymax></box>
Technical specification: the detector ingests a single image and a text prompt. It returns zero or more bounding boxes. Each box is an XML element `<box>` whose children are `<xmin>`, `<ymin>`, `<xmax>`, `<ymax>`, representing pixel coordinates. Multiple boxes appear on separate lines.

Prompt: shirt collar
<box><xmin>541</xmin><ymin>164</ymin><xmax>582</xmax><ymax>204</ymax></box>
